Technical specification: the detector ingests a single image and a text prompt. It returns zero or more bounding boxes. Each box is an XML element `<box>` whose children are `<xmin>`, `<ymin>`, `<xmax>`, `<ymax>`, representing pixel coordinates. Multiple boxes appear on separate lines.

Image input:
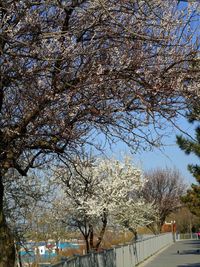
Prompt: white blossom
<box><xmin>54</xmin><ymin>156</ymin><xmax>156</xmax><ymax>231</ymax></box>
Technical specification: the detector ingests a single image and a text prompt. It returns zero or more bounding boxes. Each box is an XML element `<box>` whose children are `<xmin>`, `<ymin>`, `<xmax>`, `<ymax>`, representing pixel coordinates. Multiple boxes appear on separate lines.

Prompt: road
<box><xmin>139</xmin><ymin>240</ymin><xmax>200</xmax><ymax>267</ymax></box>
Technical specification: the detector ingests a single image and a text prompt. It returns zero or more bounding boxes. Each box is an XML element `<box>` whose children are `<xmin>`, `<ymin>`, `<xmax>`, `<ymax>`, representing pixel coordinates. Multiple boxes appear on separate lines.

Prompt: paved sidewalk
<box><xmin>139</xmin><ymin>240</ymin><xmax>200</xmax><ymax>267</ymax></box>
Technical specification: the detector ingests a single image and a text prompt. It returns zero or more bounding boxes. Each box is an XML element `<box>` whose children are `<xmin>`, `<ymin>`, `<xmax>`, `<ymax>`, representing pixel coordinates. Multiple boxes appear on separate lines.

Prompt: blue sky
<box><xmin>135</xmin><ymin>137</ymin><xmax>199</xmax><ymax>185</ymax></box>
<box><xmin>106</xmin><ymin>116</ymin><xmax>199</xmax><ymax>185</ymax></box>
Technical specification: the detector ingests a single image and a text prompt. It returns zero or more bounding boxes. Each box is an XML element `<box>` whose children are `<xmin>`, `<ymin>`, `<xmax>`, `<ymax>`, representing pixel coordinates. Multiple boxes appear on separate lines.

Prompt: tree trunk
<box><xmin>158</xmin><ymin>218</ymin><xmax>165</xmax><ymax>233</ymax></box>
<box><xmin>89</xmin><ymin>224</ymin><xmax>94</xmax><ymax>251</ymax></box>
<box><xmin>15</xmin><ymin>242</ymin><xmax>23</xmax><ymax>267</ymax></box>
<box><xmin>55</xmin><ymin>240</ymin><xmax>60</xmax><ymax>255</ymax></box>
<box><xmin>16</xmin><ymin>246</ymin><xmax>23</xmax><ymax>267</ymax></box>
<box><xmin>84</xmin><ymin>235</ymin><xmax>90</xmax><ymax>254</ymax></box>
<box><xmin>147</xmin><ymin>223</ymin><xmax>158</xmax><ymax>235</ymax></box>
<box><xmin>0</xmin><ymin>175</ymin><xmax>16</xmax><ymax>267</ymax></box>
<box><xmin>18</xmin><ymin>251</ymin><xmax>23</xmax><ymax>267</ymax></box>
<box><xmin>132</xmin><ymin>229</ymin><xmax>138</xmax><ymax>242</ymax></box>
<box><xmin>95</xmin><ymin>212</ymin><xmax>107</xmax><ymax>251</ymax></box>
<box><xmin>127</xmin><ymin>226</ymin><xmax>138</xmax><ymax>242</ymax></box>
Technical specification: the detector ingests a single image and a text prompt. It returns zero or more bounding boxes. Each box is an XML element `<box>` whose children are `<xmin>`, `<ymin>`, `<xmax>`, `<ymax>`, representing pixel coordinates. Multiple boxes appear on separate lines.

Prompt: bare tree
<box><xmin>0</xmin><ymin>1</ymin><xmax>199</xmax><ymax>265</ymax></box>
<box><xmin>142</xmin><ymin>168</ymin><xmax>186</xmax><ymax>233</ymax></box>
<box><xmin>169</xmin><ymin>207</ymin><xmax>200</xmax><ymax>234</ymax></box>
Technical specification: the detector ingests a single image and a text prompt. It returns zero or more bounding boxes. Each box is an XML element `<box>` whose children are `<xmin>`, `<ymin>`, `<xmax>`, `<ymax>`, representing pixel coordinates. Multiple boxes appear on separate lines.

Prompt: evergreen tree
<box><xmin>177</xmin><ymin>106</ymin><xmax>200</xmax><ymax>217</ymax></box>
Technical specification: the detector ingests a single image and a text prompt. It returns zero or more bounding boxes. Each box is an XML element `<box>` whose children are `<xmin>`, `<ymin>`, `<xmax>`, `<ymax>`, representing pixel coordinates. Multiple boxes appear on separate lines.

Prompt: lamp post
<box><xmin>171</xmin><ymin>221</ymin><xmax>176</xmax><ymax>242</ymax></box>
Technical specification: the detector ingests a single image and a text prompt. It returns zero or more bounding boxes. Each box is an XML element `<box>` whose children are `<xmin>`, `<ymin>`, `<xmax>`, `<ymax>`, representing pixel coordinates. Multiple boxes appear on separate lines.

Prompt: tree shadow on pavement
<box><xmin>182</xmin><ymin>241</ymin><xmax>200</xmax><ymax>246</ymax></box>
<box><xmin>174</xmin><ymin>241</ymin><xmax>200</xmax><ymax>255</ymax></box>
<box><xmin>172</xmin><ymin>249</ymin><xmax>200</xmax><ymax>255</ymax></box>
<box><xmin>178</xmin><ymin>264</ymin><xmax>200</xmax><ymax>267</ymax></box>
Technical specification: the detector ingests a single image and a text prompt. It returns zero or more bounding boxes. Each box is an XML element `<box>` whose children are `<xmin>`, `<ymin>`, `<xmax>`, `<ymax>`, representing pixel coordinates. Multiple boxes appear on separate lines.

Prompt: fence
<box><xmin>176</xmin><ymin>233</ymin><xmax>198</xmax><ymax>241</ymax></box>
<box><xmin>49</xmin><ymin>233</ymin><xmax>173</xmax><ymax>267</ymax></box>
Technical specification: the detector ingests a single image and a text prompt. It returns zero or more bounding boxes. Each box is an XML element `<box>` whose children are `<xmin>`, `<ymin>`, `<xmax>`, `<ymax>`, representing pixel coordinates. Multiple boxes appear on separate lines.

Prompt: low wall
<box><xmin>51</xmin><ymin>233</ymin><xmax>173</xmax><ymax>267</ymax></box>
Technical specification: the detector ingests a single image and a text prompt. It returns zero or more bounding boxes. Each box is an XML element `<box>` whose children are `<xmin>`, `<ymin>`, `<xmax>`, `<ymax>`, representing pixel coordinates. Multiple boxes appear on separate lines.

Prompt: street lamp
<box><xmin>171</xmin><ymin>221</ymin><xmax>176</xmax><ymax>242</ymax></box>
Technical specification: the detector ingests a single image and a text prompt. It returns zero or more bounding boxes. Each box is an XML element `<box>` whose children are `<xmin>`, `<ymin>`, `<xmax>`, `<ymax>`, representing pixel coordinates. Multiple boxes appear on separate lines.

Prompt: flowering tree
<box><xmin>0</xmin><ymin>0</ymin><xmax>199</xmax><ymax>265</ymax></box>
<box><xmin>54</xmin><ymin>157</ymin><xmax>156</xmax><ymax>253</ymax></box>
<box><xmin>3</xmin><ymin>170</ymin><xmax>54</xmax><ymax>266</ymax></box>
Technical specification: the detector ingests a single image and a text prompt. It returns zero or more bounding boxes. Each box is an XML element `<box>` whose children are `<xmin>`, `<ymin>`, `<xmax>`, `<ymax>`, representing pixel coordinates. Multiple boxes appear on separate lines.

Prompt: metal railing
<box><xmin>52</xmin><ymin>233</ymin><xmax>173</xmax><ymax>267</ymax></box>
<box><xmin>176</xmin><ymin>233</ymin><xmax>198</xmax><ymax>241</ymax></box>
